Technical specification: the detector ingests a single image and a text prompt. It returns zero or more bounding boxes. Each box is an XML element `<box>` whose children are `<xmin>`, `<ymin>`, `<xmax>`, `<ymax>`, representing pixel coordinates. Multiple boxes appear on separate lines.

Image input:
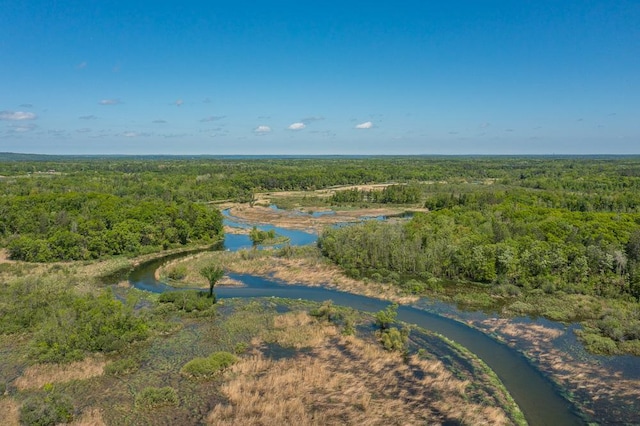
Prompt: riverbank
<box><xmin>156</xmin><ymin>247</ymin><xmax>419</xmax><ymax>304</ymax></box>
<box><xmin>207</xmin><ymin>203</ymin><xmax>640</xmax><ymax>424</ymax></box>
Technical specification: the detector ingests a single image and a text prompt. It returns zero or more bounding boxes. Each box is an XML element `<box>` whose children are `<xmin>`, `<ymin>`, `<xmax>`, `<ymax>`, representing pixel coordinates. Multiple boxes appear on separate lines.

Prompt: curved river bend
<box><xmin>128</xmin><ymin>212</ymin><xmax>585</xmax><ymax>426</ymax></box>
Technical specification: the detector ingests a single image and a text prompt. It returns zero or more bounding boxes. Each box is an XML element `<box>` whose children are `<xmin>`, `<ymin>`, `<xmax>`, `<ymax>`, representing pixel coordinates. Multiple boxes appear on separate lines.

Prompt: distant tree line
<box><xmin>330</xmin><ymin>184</ymin><xmax>422</xmax><ymax>205</ymax></box>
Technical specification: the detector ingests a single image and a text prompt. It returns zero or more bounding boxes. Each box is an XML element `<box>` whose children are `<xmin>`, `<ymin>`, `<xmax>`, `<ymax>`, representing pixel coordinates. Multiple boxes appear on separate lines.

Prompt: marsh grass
<box><xmin>1</xmin><ymin>287</ymin><xmax>521</xmax><ymax>426</ymax></box>
<box><xmin>209</xmin><ymin>312</ymin><xmax>513</xmax><ymax>425</ymax></box>
<box><xmin>15</xmin><ymin>356</ymin><xmax>106</xmax><ymax>391</ymax></box>
<box><xmin>157</xmin><ymin>247</ymin><xmax>418</xmax><ymax>304</ymax></box>
<box><xmin>69</xmin><ymin>407</ymin><xmax>105</xmax><ymax>426</ymax></box>
<box><xmin>0</xmin><ymin>397</ymin><xmax>20</xmax><ymax>426</ymax></box>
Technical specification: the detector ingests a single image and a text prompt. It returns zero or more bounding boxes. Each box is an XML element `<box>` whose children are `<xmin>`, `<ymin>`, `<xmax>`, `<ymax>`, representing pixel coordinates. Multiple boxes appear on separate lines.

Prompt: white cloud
<box><xmin>0</xmin><ymin>111</ymin><xmax>37</xmax><ymax>120</ymax></box>
<box><xmin>98</xmin><ymin>99</ymin><xmax>120</xmax><ymax>105</ymax></box>
<box><xmin>355</xmin><ymin>121</ymin><xmax>373</xmax><ymax>129</ymax></box>
<box><xmin>174</xmin><ymin>99</ymin><xmax>184</xmax><ymax>107</ymax></box>
<box><xmin>254</xmin><ymin>125</ymin><xmax>272</xmax><ymax>134</ymax></box>
<box><xmin>288</xmin><ymin>122</ymin><xmax>306</xmax><ymax>130</ymax></box>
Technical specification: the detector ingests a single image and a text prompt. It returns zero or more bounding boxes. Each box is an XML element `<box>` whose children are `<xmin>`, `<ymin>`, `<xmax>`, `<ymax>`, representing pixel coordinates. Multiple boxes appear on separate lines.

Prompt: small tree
<box><xmin>200</xmin><ymin>264</ymin><xmax>224</xmax><ymax>301</ymax></box>
<box><xmin>375</xmin><ymin>303</ymin><xmax>398</xmax><ymax>330</ymax></box>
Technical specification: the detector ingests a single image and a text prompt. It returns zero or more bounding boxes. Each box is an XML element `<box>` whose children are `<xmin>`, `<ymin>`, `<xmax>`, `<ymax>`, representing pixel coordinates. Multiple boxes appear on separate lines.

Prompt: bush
<box><xmin>379</xmin><ymin>327</ymin><xmax>409</xmax><ymax>352</ymax></box>
<box><xmin>578</xmin><ymin>330</ymin><xmax>619</xmax><ymax>355</ymax></box>
<box><xmin>135</xmin><ymin>387</ymin><xmax>178</xmax><ymax>410</ymax></box>
<box><xmin>309</xmin><ymin>300</ymin><xmax>337</xmax><ymax>322</ymax></box>
<box><xmin>375</xmin><ymin>303</ymin><xmax>398</xmax><ymax>330</ymax></box>
<box><xmin>403</xmin><ymin>279</ymin><xmax>427</xmax><ymax>294</ymax></box>
<box><xmin>181</xmin><ymin>351</ymin><xmax>238</xmax><ymax>378</ymax></box>
<box><xmin>370</xmin><ymin>272</ymin><xmax>383</xmax><ymax>282</ymax></box>
<box><xmin>158</xmin><ymin>290</ymin><xmax>212</xmax><ymax>312</ymax></box>
<box><xmin>167</xmin><ymin>265</ymin><xmax>187</xmax><ymax>280</ymax></box>
<box><xmin>386</xmin><ymin>271</ymin><xmax>400</xmax><ymax>284</ymax></box>
<box><xmin>29</xmin><ymin>291</ymin><xmax>149</xmax><ymax>364</ymax></box>
<box><xmin>506</xmin><ymin>301</ymin><xmax>535</xmax><ymax>315</ymax></box>
<box><xmin>492</xmin><ymin>284</ymin><xmax>522</xmax><ymax>297</ymax></box>
<box><xmin>20</xmin><ymin>388</ymin><xmax>74</xmax><ymax>425</ymax></box>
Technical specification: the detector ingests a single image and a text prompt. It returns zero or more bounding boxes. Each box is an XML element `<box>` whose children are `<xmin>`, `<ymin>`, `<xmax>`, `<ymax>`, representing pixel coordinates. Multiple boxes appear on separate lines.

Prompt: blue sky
<box><xmin>1</xmin><ymin>1</ymin><xmax>638</xmax><ymax>155</ymax></box>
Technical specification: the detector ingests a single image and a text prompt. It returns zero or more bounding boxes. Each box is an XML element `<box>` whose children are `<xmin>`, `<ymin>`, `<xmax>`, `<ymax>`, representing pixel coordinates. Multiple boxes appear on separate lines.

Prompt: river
<box><xmin>129</xmin><ymin>210</ymin><xmax>587</xmax><ymax>425</ymax></box>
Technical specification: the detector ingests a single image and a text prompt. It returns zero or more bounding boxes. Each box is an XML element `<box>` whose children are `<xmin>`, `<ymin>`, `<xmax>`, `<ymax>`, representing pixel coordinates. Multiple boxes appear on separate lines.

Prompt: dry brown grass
<box><xmin>15</xmin><ymin>356</ymin><xmax>106</xmax><ymax>391</ymax></box>
<box><xmin>69</xmin><ymin>408</ymin><xmax>106</xmax><ymax>426</ymax></box>
<box><xmin>159</xmin><ymin>249</ymin><xmax>417</xmax><ymax>304</ymax></box>
<box><xmin>267</xmin><ymin>311</ymin><xmax>338</xmax><ymax>349</ymax></box>
<box><xmin>0</xmin><ymin>249</ymin><xmax>15</xmax><ymax>264</ymax></box>
<box><xmin>208</xmin><ymin>313</ymin><xmax>512</xmax><ymax>426</ymax></box>
<box><xmin>0</xmin><ymin>398</ymin><xmax>20</xmax><ymax>426</ymax></box>
<box><xmin>227</xmin><ymin>204</ymin><xmax>425</xmax><ymax>234</ymax></box>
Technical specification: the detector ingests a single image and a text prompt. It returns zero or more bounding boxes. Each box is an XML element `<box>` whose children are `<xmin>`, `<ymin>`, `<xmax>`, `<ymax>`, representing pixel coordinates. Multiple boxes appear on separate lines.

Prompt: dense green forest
<box><xmin>320</xmin><ymin>200</ymin><xmax>640</xmax><ymax>298</ymax></box>
<box><xmin>2</xmin><ymin>154</ymin><xmax>640</xmax><ymax>263</ymax></box>
<box><xmin>2</xmin><ymin>193</ymin><xmax>222</xmax><ymax>261</ymax></box>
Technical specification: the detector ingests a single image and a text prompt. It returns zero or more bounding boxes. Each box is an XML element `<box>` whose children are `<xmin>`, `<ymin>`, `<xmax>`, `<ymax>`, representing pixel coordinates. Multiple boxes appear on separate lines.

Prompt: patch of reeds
<box><xmin>69</xmin><ymin>407</ymin><xmax>106</xmax><ymax>426</ymax></box>
<box><xmin>208</xmin><ymin>313</ymin><xmax>511</xmax><ymax>425</ymax></box>
<box><xmin>15</xmin><ymin>356</ymin><xmax>106</xmax><ymax>391</ymax></box>
<box><xmin>0</xmin><ymin>397</ymin><xmax>20</xmax><ymax>426</ymax></box>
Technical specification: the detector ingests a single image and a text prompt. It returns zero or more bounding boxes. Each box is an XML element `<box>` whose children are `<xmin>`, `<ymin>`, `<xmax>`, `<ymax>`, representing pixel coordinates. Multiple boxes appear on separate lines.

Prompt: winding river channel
<box><xmin>129</xmin><ymin>211</ymin><xmax>589</xmax><ymax>425</ymax></box>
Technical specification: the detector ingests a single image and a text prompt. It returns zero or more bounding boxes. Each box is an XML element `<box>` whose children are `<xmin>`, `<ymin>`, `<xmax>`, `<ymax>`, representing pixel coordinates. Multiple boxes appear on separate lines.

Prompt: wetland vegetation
<box><xmin>2</xmin><ymin>153</ymin><xmax>640</xmax><ymax>424</ymax></box>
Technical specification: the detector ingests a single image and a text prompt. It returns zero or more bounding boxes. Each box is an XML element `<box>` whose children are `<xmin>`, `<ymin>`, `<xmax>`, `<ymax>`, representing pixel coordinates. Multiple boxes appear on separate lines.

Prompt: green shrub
<box><xmin>578</xmin><ymin>331</ymin><xmax>619</xmax><ymax>355</ymax></box>
<box><xmin>346</xmin><ymin>268</ymin><xmax>360</xmax><ymax>278</ymax></box>
<box><xmin>135</xmin><ymin>387</ymin><xmax>178</xmax><ymax>410</ymax></box>
<box><xmin>619</xmin><ymin>339</ymin><xmax>640</xmax><ymax>356</ymax></box>
<box><xmin>29</xmin><ymin>291</ymin><xmax>149</xmax><ymax>364</ymax></box>
<box><xmin>20</xmin><ymin>388</ymin><xmax>74</xmax><ymax>425</ymax></box>
<box><xmin>403</xmin><ymin>279</ymin><xmax>427</xmax><ymax>294</ymax></box>
<box><xmin>167</xmin><ymin>265</ymin><xmax>188</xmax><ymax>280</ymax></box>
<box><xmin>342</xmin><ymin>318</ymin><xmax>356</xmax><ymax>336</ymax></box>
<box><xmin>492</xmin><ymin>284</ymin><xmax>522</xmax><ymax>297</ymax></box>
<box><xmin>234</xmin><ymin>342</ymin><xmax>248</xmax><ymax>354</ymax></box>
<box><xmin>379</xmin><ymin>327</ymin><xmax>409</xmax><ymax>352</ymax></box>
<box><xmin>309</xmin><ymin>300</ymin><xmax>337</xmax><ymax>322</ymax></box>
<box><xmin>386</xmin><ymin>271</ymin><xmax>400</xmax><ymax>284</ymax></box>
<box><xmin>158</xmin><ymin>290</ymin><xmax>212</xmax><ymax>312</ymax></box>
<box><xmin>181</xmin><ymin>351</ymin><xmax>237</xmax><ymax>378</ymax></box>
<box><xmin>375</xmin><ymin>303</ymin><xmax>398</xmax><ymax>330</ymax></box>
<box><xmin>370</xmin><ymin>272</ymin><xmax>383</xmax><ymax>282</ymax></box>
<box><xmin>506</xmin><ymin>301</ymin><xmax>535</xmax><ymax>315</ymax></box>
